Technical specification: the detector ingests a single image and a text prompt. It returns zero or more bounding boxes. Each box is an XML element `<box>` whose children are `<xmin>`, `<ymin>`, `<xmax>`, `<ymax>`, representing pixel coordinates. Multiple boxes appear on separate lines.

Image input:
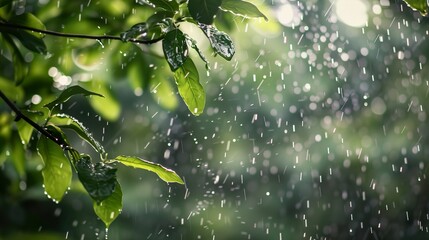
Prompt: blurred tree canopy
<box><xmin>2</xmin><ymin>0</ymin><xmax>429</xmax><ymax>239</ymax></box>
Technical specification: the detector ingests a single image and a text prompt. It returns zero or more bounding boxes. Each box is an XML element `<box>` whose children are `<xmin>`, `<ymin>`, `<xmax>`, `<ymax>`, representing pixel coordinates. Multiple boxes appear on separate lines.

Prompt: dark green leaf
<box><xmin>44</xmin><ymin>85</ymin><xmax>103</xmax><ymax>111</ymax></box>
<box><xmin>112</xmin><ymin>155</ymin><xmax>184</xmax><ymax>184</ymax></box>
<box><xmin>188</xmin><ymin>0</ymin><xmax>222</xmax><ymax>24</ymax></box>
<box><xmin>220</xmin><ymin>0</ymin><xmax>268</xmax><ymax>20</ymax></box>
<box><xmin>137</xmin><ymin>0</ymin><xmax>179</xmax><ymax>12</ymax></box>
<box><xmin>173</xmin><ymin>58</ymin><xmax>205</xmax><ymax>115</ymax></box>
<box><xmin>2</xmin><ymin>34</ymin><xmax>28</xmax><ymax>84</ymax></box>
<box><xmin>199</xmin><ymin>24</ymin><xmax>235</xmax><ymax>60</ymax></box>
<box><xmin>120</xmin><ymin>23</ymin><xmax>148</xmax><ymax>42</ymax></box>
<box><xmin>82</xmin><ymin>79</ymin><xmax>121</xmax><ymax>121</ymax></box>
<box><xmin>0</xmin><ymin>76</ymin><xmax>24</xmax><ymax>102</ymax></box>
<box><xmin>147</xmin><ymin>11</ymin><xmax>174</xmax><ymax>25</ymax></box>
<box><xmin>48</xmin><ymin>114</ymin><xmax>106</xmax><ymax>157</ymax></box>
<box><xmin>93</xmin><ymin>181</ymin><xmax>122</xmax><ymax>228</ymax></box>
<box><xmin>37</xmin><ymin>126</ymin><xmax>72</xmax><ymax>202</ymax></box>
<box><xmin>16</xmin><ymin>110</ymin><xmax>44</xmax><ymax>146</ymax></box>
<box><xmin>0</xmin><ymin>0</ymin><xmax>11</xmax><ymax>8</ymax></box>
<box><xmin>120</xmin><ymin>19</ymin><xmax>169</xmax><ymax>43</ymax></box>
<box><xmin>162</xmin><ymin>28</ymin><xmax>188</xmax><ymax>71</ymax></box>
<box><xmin>76</xmin><ymin>155</ymin><xmax>117</xmax><ymax>203</ymax></box>
<box><xmin>7</xmin><ymin>13</ymin><xmax>47</xmax><ymax>54</ymax></box>
<box><xmin>403</xmin><ymin>0</ymin><xmax>428</xmax><ymax>15</ymax></box>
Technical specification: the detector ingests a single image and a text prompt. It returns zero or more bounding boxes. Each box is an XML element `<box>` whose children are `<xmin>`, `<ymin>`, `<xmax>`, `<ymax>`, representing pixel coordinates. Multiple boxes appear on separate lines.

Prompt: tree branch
<box><xmin>0</xmin><ymin>21</ymin><xmax>163</xmax><ymax>45</ymax></box>
<box><xmin>0</xmin><ymin>90</ymin><xmax>70</xmax><ymax>150</ymax></box>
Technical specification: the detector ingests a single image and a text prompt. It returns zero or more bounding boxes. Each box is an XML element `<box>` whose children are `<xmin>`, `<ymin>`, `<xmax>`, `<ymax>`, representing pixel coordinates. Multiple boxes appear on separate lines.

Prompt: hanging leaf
<box><xmin>199</xmin><ymin>24</ymin><xmax>235</xmax><ymax>60</ymax></box>
<box><xmin>37</xmin><ymin>126</ymin><xmax>72</xmax><ymax>202</ymax></box>
<box><xmin>403</xmin><ymin>0</ymin><xmax>428</xmax><ymax>15</ymax></box>
<box><xmin>162</xmin><ymin>28</ymin><xmax>188</xmax><ymax>71</ymax></box>
<box><xmin>174</xmin><ymin>58</ymin><xmax>205</xmax><ymax>115</ymax></box>
<box><xmin>16</xmin><ymin>110</ymin><xmax>45</xmax><ymax>146</ymax></box>
<box><xmin>75</xmin><ymin>155</ymin><xmax>117</xmax><ymax>203</ymax></box>
<box><xmin>220</xmin><ymin>0</ymin><xmax>268</xmax><ymax>21</ymax></box>
<box><xmin>137</xmin><ymin>0</ymin><xmax>179</xmax><ymax>12</ymax></box>
<box><xmin>11</xmin><ymin>131</ymin><xmax>26</xmax><ymax>179</ymax></box>
<box><xmin>82</xmin><ymin>79</ymin><xmax>121</xmax><ymax>121</ymax></box>
<box><xmin>7</xmin><ymin>13</ymin><xmax>47</xmax><ymax>54</ymax></box>
<box><xmin>112</xmin><ymin>155</ymin><xmax>184</xmax><ymax>184</ymax></box>
<box><xmin>93</xmin><ymin>181</ymin><xmax>122</xmax><ymax>228</ymax></box>
<box><xmin>44</xmin><ymin>85</ymin><xmax>103</xmax><ymax>111</ymax></box>
<box><xmin>2</xmin><ymin>34</ymin><xmax>28</xmax><ymax>84</ymax></box>
<box><xmin>185</xmin><ymin>34</ymin><xmax>209</xmax><ymax>70</ymax></box>
<box><xmin>188</xmin><ymin>0</ymin><xmax>222</xmax><ymax>24</ymax></box>
<box><xmin>48</xmin><ymin>114</ymin><xmax>105</xmax><ymax>156</ymax></box>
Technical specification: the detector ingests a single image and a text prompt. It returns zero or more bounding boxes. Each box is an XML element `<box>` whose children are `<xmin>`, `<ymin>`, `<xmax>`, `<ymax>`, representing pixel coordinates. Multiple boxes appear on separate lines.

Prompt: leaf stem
<box><xmin>0</xmin><ymin>90</ymin><xmax>71</xmax><ymax>150</ymax></box>
<box><xmin>0</xmin><ymin>21</ymin><xmax>163</xmax><ymax>44</ymax></box>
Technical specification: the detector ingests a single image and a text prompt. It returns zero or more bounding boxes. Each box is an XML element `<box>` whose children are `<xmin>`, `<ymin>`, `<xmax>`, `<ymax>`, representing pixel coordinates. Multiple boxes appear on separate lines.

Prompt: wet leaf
<box><xmin>162</xmin><ymin>28</ymin><xmax>188</xmax><ymax>71</ymax></box>
<box><xmin>81</xmin><ymin>80</ymin><xmax>121</xmax><ymax>121</ymax></box>
<box><xmin>37</xmin><ymin>126</ymin><xmax>72</xmax><ymax>202</ymax></box>
<box><xmin>173</xmin><ymin>58</ymin><xmax>205</xmax><ymax>115</ymax></box>
<box><xmin>403</xmin><ymin>0</ymin><xmax>428</xmax><ymax>15</ymax></box>
<box><xmin>185</xmin><ymin>35</ymin><xmax>209</xmax><ymax>70</ymax></box>
<box><xmin>137</xmin><ymin>0</ymin><xmax>179</xmax><ymax>12</ymax></box>
<box><xmin>112</xmin><ymin>155</ymin><xmax>184</xmax><ymax>184</ymax></box>
<box><xmin>76</xmin><ymin>155</ymin><xmax>117</xmax><ymax>203</ymax></box>
<box><xmin>17</xmin><ymin>110</ymin><xmax>45</xmax><ymax>145</ymax></box>
<box><xmin>7</xmin><ymin>13</ymin><xmax>47</xmax><ymax>54</ymax></box>
<box><xmin>93</xmin><ymin>181</ymin><xmax>122</xmax><ymax>228</ymax></box>
<box><xmin>44</xmin><ymin>85</ymin><xmax>103</xmax><ymax>111</ymax></box>
<box><xmin>188</xmin><ymin>0</ymin><xmax>222</xmax><ymax>24</ymax></box>
<box><xmin>220</xmin><ymin>0</ymin><xmax>268</xmax><ymax>21</ymax></box>
<box><xmin>199</xmin><ymin>24</ymin><xmax>235</xmax><ymax>61</ymax></box>
<box><xmin>48</xmin><ymin>114</ymin><xmax>105</xmax><ymax>156</ymax></box>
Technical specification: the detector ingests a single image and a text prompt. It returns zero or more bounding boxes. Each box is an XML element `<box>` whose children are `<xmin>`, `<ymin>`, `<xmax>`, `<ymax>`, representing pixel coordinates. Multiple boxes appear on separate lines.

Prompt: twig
<box><xmin>0</xmin><ymin>21</ymin><xmax>163</xmax><ymax>44</ymax></box>
<box><xmin>0</xmin><ymin>90</ymin><xmax>70</xmax><ymax>150</ymax></box>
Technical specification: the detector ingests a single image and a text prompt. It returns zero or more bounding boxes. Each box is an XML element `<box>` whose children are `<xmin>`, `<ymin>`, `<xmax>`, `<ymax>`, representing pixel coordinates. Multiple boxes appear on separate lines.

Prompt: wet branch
<box><xmin>0</xmin><ymin>90</ymin><xmax>70</xmax><ymax>150</ymax></box>
<box><xmin>0</xmin><ymin>21</ymin><xmax>162</xmax><ymax>44</ymax></box>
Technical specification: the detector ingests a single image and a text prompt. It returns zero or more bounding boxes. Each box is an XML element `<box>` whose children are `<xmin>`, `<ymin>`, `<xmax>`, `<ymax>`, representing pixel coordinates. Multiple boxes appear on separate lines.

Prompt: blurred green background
<box><xmin>2</xmin><ymin>0</ymin><xmax>429</xmax><ymax>239</ymax></box>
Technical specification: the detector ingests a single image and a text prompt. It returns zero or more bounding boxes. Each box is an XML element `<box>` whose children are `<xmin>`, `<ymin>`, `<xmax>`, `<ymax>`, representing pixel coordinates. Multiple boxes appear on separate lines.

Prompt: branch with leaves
<box><xmin>0</xmin><ymin>0</ymin><xmax>267</xmax><ymax>230</ymax></box>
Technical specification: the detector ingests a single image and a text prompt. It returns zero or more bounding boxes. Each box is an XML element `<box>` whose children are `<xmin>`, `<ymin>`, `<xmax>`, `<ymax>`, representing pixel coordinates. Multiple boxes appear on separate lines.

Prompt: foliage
<box><xmin>0</xmin><ymin>0</ymin><xmax>266</xmax><ymax>230</ymax></box>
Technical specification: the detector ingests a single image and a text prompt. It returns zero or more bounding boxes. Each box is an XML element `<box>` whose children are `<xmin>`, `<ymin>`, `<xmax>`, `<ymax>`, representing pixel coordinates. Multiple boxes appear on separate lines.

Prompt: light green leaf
<box><xmin>75</xmin><ymin>155</ymin><xmax>117</xmax><ymax>203</ymax></box>
<box><xmin>16</xmin><ymin>110</ymin><xmax>44</xmax><ymax>146</ymax></box>
<box><xmin>150</xmin><ymin>74</ymin><xmax>179</xmax><ymax>110</ymax></box>
<box><xmin>44</xmin><ymin>85</ymin><xmax>103</xmax><ymax>110</ymax></box>
<box><xmin>8</xmin><ymin>13</ymin><xmax>47</xmax><ymax>54</ymax></box>
<box><xmin>188</xmin><ymin>0</ymin><xmax>222</xmax><ymax>24</ymax></box>
<box><xmin>82</xmin><ymin>80</ymin><xmax>121</xmax><ymax>121</ymax></box>
<box><xmin>93</xmin><ymin>181</ymin><xmax>122</xmax><ymax>228</ymax></box>
<box><xmin>0</xmin><ymin>76</ymin><xmax>24</xmax><ymax>102</ymax></box>
<box><xmin>48</xmin><ymin>114</ymin><xmax>105</xmax><ymax>156</ymax></box>
<box><xmin>112</xmin><ymin>155</ymin><xmax>184</xmax><ymax>184</ymax></box>
<box><xmin>185</xmin><ymin>34</ymin><xmax>209</xmax><ymax>70</ymax></box>
<box><xmin>199</xmin><ymin>24</ymin><xmax>235</xmax><ymax>61</ymax></box>
<box><xmin>403</xmin><ymin>0</ymin><xmax>428</xmax><ymax>15</ymax></box>
<box><xmin>162</xmin><ymin>29</ymin><xmax>188</xmax><ymax>71</ymax></box>
<box><xmin>174</xmin><ymin>58</ymin><xmax>205</xmax><ymax>115</ymax></box>
<box><xmin>37</xmin><ymin>127</ymin><xmax>72</xmax><ymax>202</ymax></box>
<box><xmin>220</xmin><ymin>0</ymin><xmax>268</xmax><ymax>20</ymax></box>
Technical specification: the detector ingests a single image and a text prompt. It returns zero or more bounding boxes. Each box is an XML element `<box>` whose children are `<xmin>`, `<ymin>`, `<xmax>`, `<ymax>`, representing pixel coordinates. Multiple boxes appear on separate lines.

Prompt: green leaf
<box><xmin>44</xmin><ymin>85</ymin><xmax>103</xmax><ymax>111</ymax></box>
<box><xmin>16</xmin><ymin>110</ymin><xmax>44</xmax><ymax>146</ymax></box>
<box><xmin>48</xmin><ymin>114</ymin><xmax>105</xmax><ymax>156</ymax></box>
<box><xmin>0</xmin><ymin>76</ymin><xmax>24</xmax><ymax>102</ymax></box>
<box><xmin>11</xmin><ymin>131</ymin><xmax>26</xmax><ymax>179</ymax></box>
<box><xmin>7</xmin><ymin>13</ymin><xmax>47</xmax><ymax>54</ymax></box>
<box><xmin>162</xmin><ymin>28</ymin><xmax>188</xmax><ymax>71</ymax></box>
<box><xmin>2</xmin><ymin>34</ymin><xmax>28</xmax><ymax>84</ymax></box>
<box><xmin>37</xmin><ymin>126</ymin><xmax>72</xmax><ymax>202</ymax></box>
<box><xmin>185</xmin><ymin>34</ymin><xmax>209</xmax><ymax>70</ymax></box>
<box><xmin>82</xmin><ymin>80</ymin><xmax>121</xmax><ymax>121</ymax></box>
<box><xmin>188</xmin><ymin>0</ymin><xmax>222</xmax><ymax>24</ymax></box>
<box><xmin>220</xmin><ymin>0</ymin><xmax>268</xmax><ymax>21</ymax></box>
<box><xmin>112</xmin><ymin>155</ymin><xmax>184</xmax><ymax>184</ymax></box>
<box><xmin>150</xmin><ymin>73</ymin><xmax>179</xmax><ymax>110</ymax></box>
<box><xmin>199</xmin><ymin>24</ymin><xmax>235</xmax><ymax>61</ymax></box>
<box><xmin>174</xmin><ymin>58</ymin><xmax>205</xmax><ymax>115</ymax></box>
<box><xmin>137</xmin><ymin>0</ymin><xmax>179</xmax><ymax>12</ymax></box>
<box><xmin>403</xmin><ymin>0</ymin><xmax>428</xmax><ymax>15</ymax></box>
<box><xmin>93</xmin><ymin>181</ymin><xmax>122</xmax><ymax>228</ymax></box>
<box><xmin>75</xmin><ymin>155</ymin><xmax>117</xmax><ymax>203</ymax></box>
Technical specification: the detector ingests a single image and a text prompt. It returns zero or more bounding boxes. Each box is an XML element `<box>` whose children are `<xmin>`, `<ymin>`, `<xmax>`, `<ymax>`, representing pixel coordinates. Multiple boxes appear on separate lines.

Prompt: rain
<box><xmin>2</xmin><ymin>0</ymin><xmax>429</xmax><ymax>239</ymax></box>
